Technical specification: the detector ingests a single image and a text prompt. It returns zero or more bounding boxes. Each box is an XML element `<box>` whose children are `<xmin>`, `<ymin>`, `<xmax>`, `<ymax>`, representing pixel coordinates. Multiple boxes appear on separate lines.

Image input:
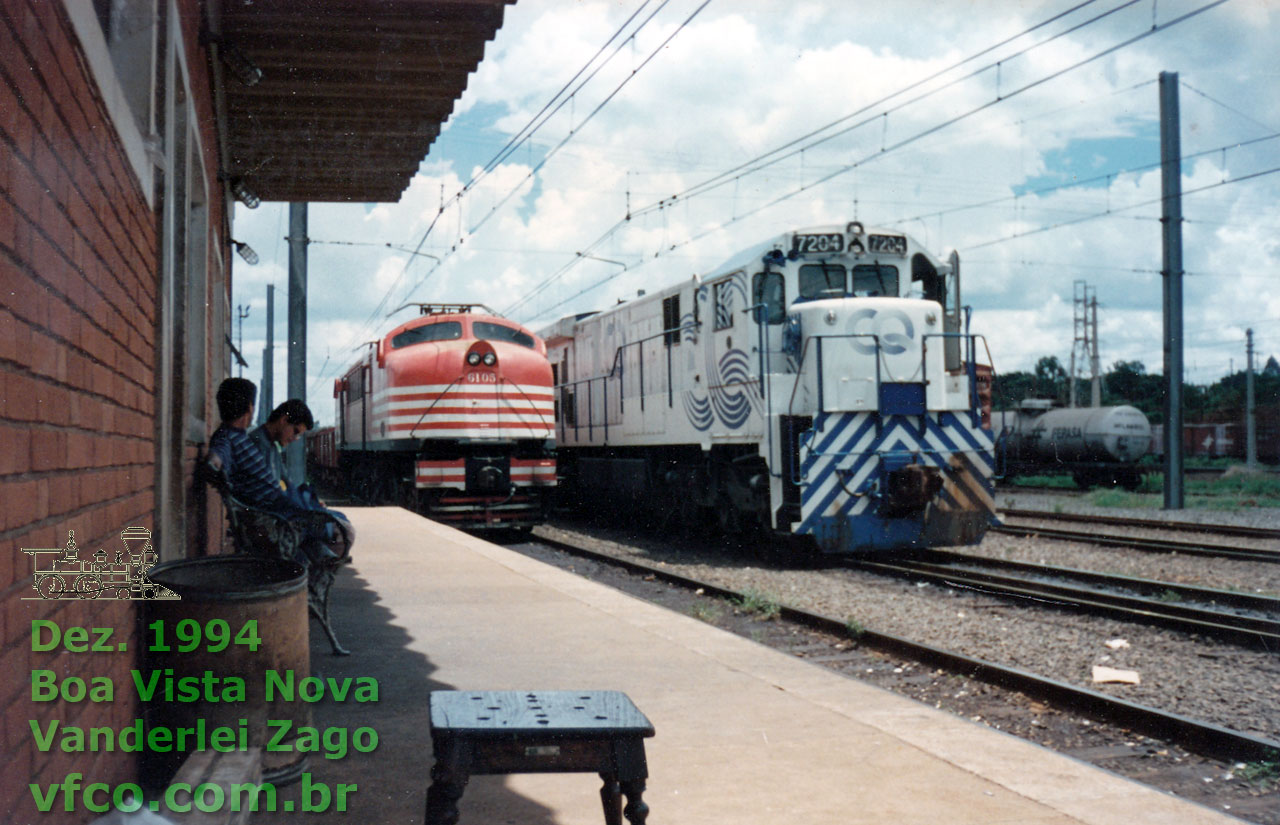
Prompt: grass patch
<box><xmin>845</xmin><ymin>617</ymin><xmax>865</xmax><ymax>638</ymax></box>
<box><xmin>736</xmin><ymin>588</ymin><xmax>781</xmax><ymax>621</ymax></box>
<box><xmin>1082</xmin><ymin>470</ymin><xmax>1280</xmax><ymax>510</ymax></box>
<box><xmin>689</xmin><ymin>603</ymin><xmax>723</xmax><ymax>624</ymax></box>
<box><xmin>1236</xmin><ymin>758</ymin><xmax>1280</xmax><ymax>789</ymax></box>
<box><xmin>1154</xmin><ymin>589</ymin><xmax>1184</xmax><ymax>603</ymax></box>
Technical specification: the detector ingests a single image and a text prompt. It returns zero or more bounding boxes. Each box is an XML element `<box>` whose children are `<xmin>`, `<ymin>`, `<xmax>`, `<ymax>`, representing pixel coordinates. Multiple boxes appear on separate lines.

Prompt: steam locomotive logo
<box><xmin>847</xmin><ymin>308</ymin><xmax>914</xmax><ymax>355</ymax></box>
<box><xmin>21</xmin><ymin>528</ymin><xmax>178</xmax><ymax>601</ymax></box>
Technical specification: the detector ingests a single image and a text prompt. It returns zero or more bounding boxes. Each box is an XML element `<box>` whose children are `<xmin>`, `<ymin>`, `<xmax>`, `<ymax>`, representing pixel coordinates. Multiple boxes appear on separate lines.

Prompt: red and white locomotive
<box><xmin>316</xmin><ymin>303</ymin><xmax>556</xmax><ymax>528</ymax></box>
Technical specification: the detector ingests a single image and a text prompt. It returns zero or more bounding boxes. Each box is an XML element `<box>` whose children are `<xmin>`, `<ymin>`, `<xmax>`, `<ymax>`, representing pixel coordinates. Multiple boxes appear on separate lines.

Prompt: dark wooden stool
<box><xmin>425</xmin><ymin>690</ymin><xmax>655</xmax><ymax>825</ymax></box>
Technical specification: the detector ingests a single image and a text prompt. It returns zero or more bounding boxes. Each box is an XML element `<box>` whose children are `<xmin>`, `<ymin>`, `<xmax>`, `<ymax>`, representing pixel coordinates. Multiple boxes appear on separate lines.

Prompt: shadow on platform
<box><xmin>251</xmin><ymin>560</ymin><xmax>559</xmax><ymax>824</ymax></box>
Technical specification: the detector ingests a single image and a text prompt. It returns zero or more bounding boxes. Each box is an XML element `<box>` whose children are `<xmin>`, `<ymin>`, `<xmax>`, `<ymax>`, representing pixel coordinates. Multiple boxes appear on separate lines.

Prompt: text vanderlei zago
<box><xmin>26</xmin><ymin>617</ymin><xmax>376</xmax><ymax>815</ymax></box>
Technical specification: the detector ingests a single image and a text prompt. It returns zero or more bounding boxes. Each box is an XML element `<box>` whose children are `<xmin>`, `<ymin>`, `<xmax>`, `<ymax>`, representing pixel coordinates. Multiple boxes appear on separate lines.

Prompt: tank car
<box><xmin>329</xmin><ymin>304</ymin><xmax>556</xmax><ymax>528</ymax></box>
<box><xmin>543</xmin><ymin>222</ymin><xmax>996</xmax><ymax>556</ymax></box>
<box><xmin>993</xmin><ymin>400</ymin><xmax>1151</xmax><ymax>490</ymax></box>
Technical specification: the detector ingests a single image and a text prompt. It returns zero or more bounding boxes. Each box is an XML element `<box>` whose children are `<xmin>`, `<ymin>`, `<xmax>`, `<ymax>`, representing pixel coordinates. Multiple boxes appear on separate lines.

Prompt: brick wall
<box><xmin>1</xmin><ymin>0</ymin><xmax>225</xmax><ymax>820</ymax></box>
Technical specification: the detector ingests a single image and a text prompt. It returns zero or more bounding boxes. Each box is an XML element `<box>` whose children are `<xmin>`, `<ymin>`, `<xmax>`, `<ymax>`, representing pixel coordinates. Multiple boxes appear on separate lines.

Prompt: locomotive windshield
<box><xmin>392</xmin><ymin>321</ymin><xmax>462</xmax><ymax>349</ymax></box>
<box><xmin>851</xmin><ymin>264</ymin><xmax>898</xmax><ymax>297</ymax></box>
<box><xmin>799</xmin><ymin>263</ymin><xmax>845</xmax><ymax>299</ymax></box>
<box><xmin>474</xmin><ymin>321</ymin><xmax>536</xmax><ymax>349</ymax></box>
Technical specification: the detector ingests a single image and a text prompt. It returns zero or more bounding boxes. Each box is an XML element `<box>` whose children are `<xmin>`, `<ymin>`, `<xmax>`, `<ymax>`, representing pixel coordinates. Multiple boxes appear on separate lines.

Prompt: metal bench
<box><xmin>200</xmin><ymin>454</ymin><xmax>352</xmax><ymax>655</ymax></box>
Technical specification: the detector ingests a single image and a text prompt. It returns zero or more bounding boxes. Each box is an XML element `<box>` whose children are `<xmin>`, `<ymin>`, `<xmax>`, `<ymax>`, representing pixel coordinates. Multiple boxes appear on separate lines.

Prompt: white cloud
<box><xmin>231</xmin><ymin>0</ymin><xmax>1280</xmax><ymax>421</ymax></box>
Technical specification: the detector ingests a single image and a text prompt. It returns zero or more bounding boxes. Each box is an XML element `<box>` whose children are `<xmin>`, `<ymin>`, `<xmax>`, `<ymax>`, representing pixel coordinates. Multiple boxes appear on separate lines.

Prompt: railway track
<box><xmin>1001</xmin><ymin>508</ymin><xmax>1280</xmax><ymax>542</ymax></box>
<box><xmin>529</xmin><ymin>533</ymin><xmax>1280</xmax><ymax>764</ymax></box>
<box><xmin>992</xmin><ymin>519</ymin><xmax>1280</xmax><ymax>564</ymax></box>
<box><xmin>848</xmin><ymin>550</ymin><xmax>1280</xmax><ymax>649</ymax></box>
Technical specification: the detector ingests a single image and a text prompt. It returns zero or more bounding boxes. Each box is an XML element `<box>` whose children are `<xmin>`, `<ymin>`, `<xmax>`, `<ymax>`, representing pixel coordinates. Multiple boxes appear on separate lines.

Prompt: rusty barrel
<box><xmin>145</xmin><ymin>556</ymin><xmax>310</xmax><ymax>784</ymax></box>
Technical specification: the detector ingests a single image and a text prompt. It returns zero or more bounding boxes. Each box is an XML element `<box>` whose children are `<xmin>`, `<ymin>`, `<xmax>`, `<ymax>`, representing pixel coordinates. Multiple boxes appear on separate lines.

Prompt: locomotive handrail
<box><xmin>921</xmin><ymin>331</ymin><xmax>994</xmax><ymax>430</ymax></box>
<box><xmin>387</xmin><ymin>302</ymin><xmax>500</xmax><ymax>318</ymax></box>
<box><xmin>786</xmin><ymin>333</ymin><xmax>882</xmax><ymax>421</ymax></box>
<box><xmin>497</xmin><ymin>377</ymin><xmax>554</xmax><ymax>435</ymax></box>
<box><xmin>408</xmin><ymin>376</ymin><xmax>464</xmax><ymax>439</ymax></box>
<box><xmin>554</xmin><ymin>320</ymin><xmax>704</xmax><ymax>438</ymax></box>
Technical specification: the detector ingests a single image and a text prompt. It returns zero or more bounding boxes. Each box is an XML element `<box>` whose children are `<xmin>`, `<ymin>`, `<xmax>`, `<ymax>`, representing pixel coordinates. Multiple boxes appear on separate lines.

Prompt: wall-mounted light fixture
<box><xmin>230</xmin><ymin>177</ymin><xmax>260</xmax><ymax>209</ymax></box>
<box><xmin>232</xmin><ymin>240</ymin><xmax>259</xmax><ymax>265</ymax></box>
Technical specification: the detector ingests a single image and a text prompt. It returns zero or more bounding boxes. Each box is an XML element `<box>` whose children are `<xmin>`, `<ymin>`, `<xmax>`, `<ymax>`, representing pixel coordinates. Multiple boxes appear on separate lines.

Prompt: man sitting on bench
<box><xmin>249</xmin><ymin>398</ymin><xmax>354</xmax><ymax>552</ymax></box>
<box><xmin>208</xmin><ymin>378</ymin><xmax>347</xmax><ymax>566</ymax></box>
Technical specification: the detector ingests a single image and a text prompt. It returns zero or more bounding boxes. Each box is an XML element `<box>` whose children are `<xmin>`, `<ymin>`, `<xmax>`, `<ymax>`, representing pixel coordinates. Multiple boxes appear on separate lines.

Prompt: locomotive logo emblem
<box><xmin>847</xmin><ymin>308</ymin><xmax>914</xmax><ymax>355</ymax></box>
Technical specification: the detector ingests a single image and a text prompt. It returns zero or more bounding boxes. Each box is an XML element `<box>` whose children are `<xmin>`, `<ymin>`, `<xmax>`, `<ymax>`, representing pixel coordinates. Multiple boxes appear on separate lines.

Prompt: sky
<box><xmin>228</xmin><ymin>0</ymin><xmax>1280</xmax><ymax>425</ymax></box>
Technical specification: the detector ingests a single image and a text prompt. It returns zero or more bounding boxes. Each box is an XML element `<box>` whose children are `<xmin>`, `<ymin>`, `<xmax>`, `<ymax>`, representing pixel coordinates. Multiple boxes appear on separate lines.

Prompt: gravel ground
<box><xmin>534</xmin><ymin>517</ymin><xmax>1280</xmax><ymax>744</ymax></box>
<box><xmin>998</xmin><ymin>490</ymin><xmax>1280</xmax><ymax>531</ymax></box>
<box><xmin>969</xmin><ymin>531</ymin><xmax>1280</xmax><ymax>595</ymax></box>
<box><xmin>515</xmin><ymin>521</ymin><xmax>1280</xmax><ymax>824</ymax></box>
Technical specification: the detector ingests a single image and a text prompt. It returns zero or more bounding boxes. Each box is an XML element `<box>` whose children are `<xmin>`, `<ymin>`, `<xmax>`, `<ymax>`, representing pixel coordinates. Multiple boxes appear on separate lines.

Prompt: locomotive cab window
<box><xmin>799</xmin><ymin>263</ymin><xmax>846</xmax><ymax>300</ymax></box>
<box><xmin>752</xmin><ymin>271</ymin><xmax>785</xmax><ymax>324</ymax></box>
<box><xmin>474</xmin><ymin>321</ymin><xmax>535</xmax><ymax>349</ymax></box>
<box><xmin>662</xmin><ymin>294</ymin><xmax>680</xmax><ymax>346</ymax></box>
<box><xmin>712</xmin><ymin>280</ymin><xmax>735</xmax><ymax>331</ymax></box>
<box><xmin>392</xmin><ymin>321</ymin><xmax>462</xmax><ymax>349</ymax></box>
<box><xmin>851</xmin><ymin>264</ymin><xmax>898</xmax><ymax>297</ymax></box>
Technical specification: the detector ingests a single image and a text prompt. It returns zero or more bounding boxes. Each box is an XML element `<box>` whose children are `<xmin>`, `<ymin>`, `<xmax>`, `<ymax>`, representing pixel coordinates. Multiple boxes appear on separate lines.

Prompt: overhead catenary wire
<box><xmin>962</xmin><ymin>164</ymin><xmax>1280</xmax><ymax>251</ymax></box>
<box><xmin>503</xmin><ymin>0</ymin><xmax>1232</xmax><ymax>321</ymax></box>
<box><xmin>315</xmin><ymin>0</ymin><xmax>680</xmax><ymax>376</ymax></box>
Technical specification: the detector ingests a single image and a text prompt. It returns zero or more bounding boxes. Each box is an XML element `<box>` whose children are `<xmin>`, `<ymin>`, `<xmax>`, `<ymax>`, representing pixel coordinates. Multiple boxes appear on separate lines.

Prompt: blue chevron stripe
<box><xmin>801</xmin><ymin>413</ymin><xmax>873</xmax><ymax>477</ymax></box>
<box><xmin>799</xmin><ymin>418</ymin><xmax>924</xmax><ymax>533</ymax></box>
<box><xmin>935</xmin><ymin>411</ymin><xmax>994</xmax><ymax>458</ymax></box>
<box><xmin>925</xmin><ymin>415</ymin><xmax>994</xmax><ymax>473</ymax></box>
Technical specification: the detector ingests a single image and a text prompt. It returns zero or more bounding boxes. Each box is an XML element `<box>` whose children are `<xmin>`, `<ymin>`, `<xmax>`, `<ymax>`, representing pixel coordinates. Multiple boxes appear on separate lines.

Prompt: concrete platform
<box><xmin>252</xmin><ymin>507</ymin><xmax>1240</xmax><ymax>824</ymax></box>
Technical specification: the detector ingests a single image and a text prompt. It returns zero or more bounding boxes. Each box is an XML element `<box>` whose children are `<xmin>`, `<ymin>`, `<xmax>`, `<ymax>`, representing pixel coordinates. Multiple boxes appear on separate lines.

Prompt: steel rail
<box><xmin>991</xmin><ymin>523</ymin><xmax>1280</xmax><ymax>563</ymax></box>
<box><xmin>1000</xmin><ymin>508</ymin><xmax>1280</xmax><ymax>541</ymax></box>
<box><xmin>851</xmin><ymin>557</ymin><xmax>1280</xmax><ymax>649</ymax></box>
<box><xmin>919</xmin><ymin>548</ymin><xmax>1280</xmax><ymax>613</ymax></box>
<box><xmin>530</xmin><ymin>534</ymin><xmax>1280</xmax><ymax>763</ymax></box>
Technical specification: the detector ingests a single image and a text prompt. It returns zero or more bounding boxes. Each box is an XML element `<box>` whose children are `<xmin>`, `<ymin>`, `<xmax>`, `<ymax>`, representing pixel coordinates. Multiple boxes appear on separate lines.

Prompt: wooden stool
<box><xmin>425</xmin><ymin>690</ymin><xmax>655</xmax><ymax>825</ymax></box>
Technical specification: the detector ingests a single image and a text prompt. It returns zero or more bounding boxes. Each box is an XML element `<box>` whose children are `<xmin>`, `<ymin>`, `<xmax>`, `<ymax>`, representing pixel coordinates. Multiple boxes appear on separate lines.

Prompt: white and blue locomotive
<box><xmin>542</xmin><ymin>222</ymin><xmax>996</xmax><ymax>554</ymax></box>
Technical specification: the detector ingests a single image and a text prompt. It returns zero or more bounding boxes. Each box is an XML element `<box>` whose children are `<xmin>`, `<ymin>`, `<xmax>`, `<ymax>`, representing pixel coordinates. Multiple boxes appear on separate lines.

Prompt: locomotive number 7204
<box><xmin>791</xmin><ymin>233</ymin><xmax>844</xmax><ymax>254</ymax></box>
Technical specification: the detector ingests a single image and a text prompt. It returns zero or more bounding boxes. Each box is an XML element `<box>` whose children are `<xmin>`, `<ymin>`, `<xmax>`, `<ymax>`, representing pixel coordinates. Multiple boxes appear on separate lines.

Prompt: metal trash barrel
<box><xmin>145</xmin><ymin>555</ymin><xmax>311</xmax><ymax>784</ymax></box>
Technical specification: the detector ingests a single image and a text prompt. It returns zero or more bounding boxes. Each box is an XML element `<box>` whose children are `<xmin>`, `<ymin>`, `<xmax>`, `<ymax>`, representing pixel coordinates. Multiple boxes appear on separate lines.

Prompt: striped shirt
<box><xmin>209</xmin><ymin>424</ymin><xmax>302</xmax><ymax>517</ymax></box>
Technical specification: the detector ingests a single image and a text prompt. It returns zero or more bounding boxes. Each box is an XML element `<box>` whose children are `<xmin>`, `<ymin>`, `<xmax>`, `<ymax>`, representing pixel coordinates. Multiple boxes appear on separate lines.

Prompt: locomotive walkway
<box><xmin>251</xmin><ymin>507</ymin><xmax>1240</xmax><ymax>824</ymax></box>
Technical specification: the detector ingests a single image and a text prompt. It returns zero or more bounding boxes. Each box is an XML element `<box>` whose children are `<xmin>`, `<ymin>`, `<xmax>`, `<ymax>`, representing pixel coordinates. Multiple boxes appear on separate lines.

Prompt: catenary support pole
<box><xmin>287</xmin><ymin>203</ymin><xmax>308</xmax><ymax>486</ymax></box>
<box><xmin>1246</xmin><ymin>328</ymin><xmax>1257</xmax><ymax>469</ymax></box>
<box><xmin>258</xmin><ymin>284</ymin><xmax>275</xmax><ymax>425</ymax></box>
<box><xmin>1160</xmin><ymin>72</ymin><xmax>1184</xmax><ymax>509</ymax></box>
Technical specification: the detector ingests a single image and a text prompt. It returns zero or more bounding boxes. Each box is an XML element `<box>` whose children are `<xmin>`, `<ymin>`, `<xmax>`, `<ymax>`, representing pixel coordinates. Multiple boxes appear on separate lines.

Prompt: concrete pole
<box><xmin>258</xmin><ymin>284</ymin><xmax>274</xmax><ymax>425</ymax></box>
<box><xmin>1160</xmin><ymin>72</ymin><xmax>1184</xmax><ymax>509</ymax></box>
<box><xmin>1247</xmin><ymin>328</ymin><xmax>1257</xmax><ymax>468</ymax></box>
<box><xmin>287</xmin><ymin>203</ymin><xmax>308</xmax><ymax>485</ymax></box>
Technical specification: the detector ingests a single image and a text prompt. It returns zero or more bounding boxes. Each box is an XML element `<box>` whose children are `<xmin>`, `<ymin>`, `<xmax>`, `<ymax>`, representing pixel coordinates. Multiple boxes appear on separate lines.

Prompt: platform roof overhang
<box><xmin>209</xmin><ymin>0</ymin><xmax>514</xmax><ymax>203</ymax></box>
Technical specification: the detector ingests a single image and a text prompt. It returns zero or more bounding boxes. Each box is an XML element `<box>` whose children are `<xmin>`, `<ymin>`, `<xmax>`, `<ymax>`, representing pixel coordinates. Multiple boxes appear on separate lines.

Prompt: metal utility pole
<box><xmin>286</xmin><ymin>203</ymin><xmax>308</xmax><ymax>486</ymax></box>
<box><xmin>1246</xmin><ymin>328</ymin><xmax>1257</xmax><ymax>469</ymax></box>
<box><xmin>236</xmin><ymin>304</ymin><xmax>251</xmax><ymax>376</ymax></box>
<box><xmin>1068</xmin><ymin>280</ymin><xmax>1096</xmax><ymax>407</ymax></box>
<box><xmin>1160</xmin><ymin>71</ymin><xmax>1184</xmax><ymax>509</ymax></box>
<box><xmin>1089</xmin><ymin>291</ymin><xmax>1101</xmax><ymax>407</ymax></box>
<box><xmin>258</xmin><ymin>284</ymin><xmax>275</xmax><ymax>425</ymax></box>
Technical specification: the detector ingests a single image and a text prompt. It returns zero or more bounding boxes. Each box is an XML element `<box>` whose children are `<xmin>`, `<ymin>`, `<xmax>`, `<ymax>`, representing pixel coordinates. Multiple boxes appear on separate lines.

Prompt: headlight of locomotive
<box><xmin>467</xmin><ymin>352</ymin><xmax>482</xmax><ymax>366</ymax></box>
<box><xmin>483</xmin><ymin>352</ymin><xmax>497</xmax><ymax>366</ymax></box>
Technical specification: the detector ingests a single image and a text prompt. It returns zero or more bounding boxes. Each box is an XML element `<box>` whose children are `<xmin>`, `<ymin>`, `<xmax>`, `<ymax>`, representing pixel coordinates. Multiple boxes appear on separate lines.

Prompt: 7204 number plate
<box><xmin>791</xmin><ymin>233</ymin><xmax>844</xmax><ymax>254</ymax></box>
<box><xmin>867</xmin><ymin>234</ymin><xmax>907</xmax><ymax>255</ymax></box>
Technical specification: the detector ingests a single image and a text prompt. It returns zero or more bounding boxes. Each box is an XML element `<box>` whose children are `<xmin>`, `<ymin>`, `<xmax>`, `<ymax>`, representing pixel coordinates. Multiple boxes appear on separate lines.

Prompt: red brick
<box><xmin>29</xmin><ymin>428</ymin><xmax>65</xmax><ymax>473</ymax></box>
<box><xmin>0</xmin><ymin>191</ymin><xmax>14</xmax><ymax>252</ymax></box>
<box><xmin>1</xmin><ymin>479</ymin><xmax>39</xmax><ymax>531</ymax></box>
<box><xmin>0</xmin><ymin>424</ymin><xmax>31</xmax><ymax>475</ymax></box>
<box><xmin>4</xmin><ymin>373</ymin><xmax>38</xmax><ymax>421</ymax></box>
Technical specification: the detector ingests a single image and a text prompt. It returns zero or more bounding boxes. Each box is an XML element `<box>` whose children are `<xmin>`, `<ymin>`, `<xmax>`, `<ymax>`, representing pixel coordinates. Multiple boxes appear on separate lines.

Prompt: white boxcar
<box><xmin>543</xmin><ymin>222</ymin><xmax>996</xmax><ymax>554</ymax></box>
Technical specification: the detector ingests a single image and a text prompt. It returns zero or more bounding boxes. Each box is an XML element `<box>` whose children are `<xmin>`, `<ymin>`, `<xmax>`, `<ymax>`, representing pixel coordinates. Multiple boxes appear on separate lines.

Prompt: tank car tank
<box><xmin>994</xmin><ymin>400</ymin><xmax>1151</xmax><ymax>489</ymax></box>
